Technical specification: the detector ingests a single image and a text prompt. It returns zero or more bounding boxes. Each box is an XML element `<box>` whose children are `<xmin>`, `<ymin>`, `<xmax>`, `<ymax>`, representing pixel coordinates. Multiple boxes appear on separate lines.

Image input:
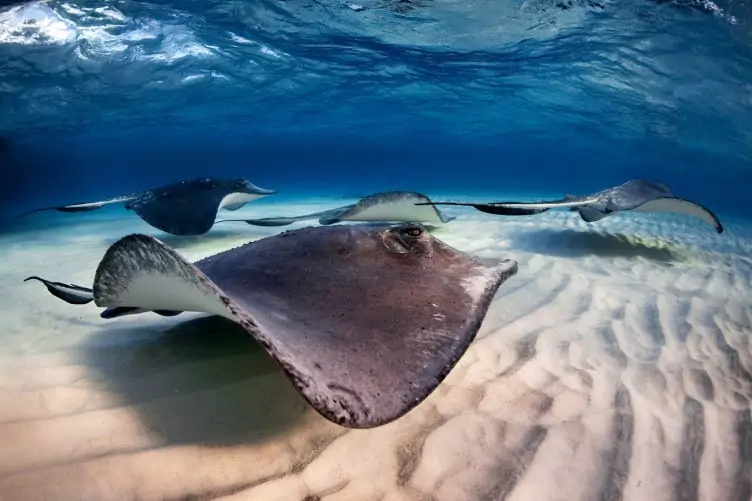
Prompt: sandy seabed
<box><xmin>0</xmin><ymin>195</ymin><xmax>750</xmax><ymax>501</ymax></box>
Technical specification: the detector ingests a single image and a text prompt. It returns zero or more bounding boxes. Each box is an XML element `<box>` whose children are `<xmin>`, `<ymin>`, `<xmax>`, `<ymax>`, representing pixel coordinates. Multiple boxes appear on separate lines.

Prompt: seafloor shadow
<box><xmin>81</xmin><ymin>315</ymin><xmax>311</xmax><ymax>446</ymax></box>
<box><xmin>512</xmin><ymin>228</ymin><xmax>688</xmax><ymax>262</ymax></box>
<box><xmin>156</xmin><ymin>227</ymin><xmax>263</xmax><ymax>249</ymax></box>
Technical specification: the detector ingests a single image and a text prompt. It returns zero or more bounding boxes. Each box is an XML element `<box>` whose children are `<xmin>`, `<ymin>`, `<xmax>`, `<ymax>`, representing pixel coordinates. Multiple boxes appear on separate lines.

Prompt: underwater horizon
<box><xmin>1</xmin><ymin>1</ymin><xmax>752</xmax><ymax>501</ymax></box>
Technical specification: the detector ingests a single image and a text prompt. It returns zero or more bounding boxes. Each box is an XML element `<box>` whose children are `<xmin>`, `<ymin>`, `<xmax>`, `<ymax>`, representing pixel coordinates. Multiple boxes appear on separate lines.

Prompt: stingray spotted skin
<box><xmin>419</xmin><ymin>179</ymin><xmax>724</xmax><ymax>233</ymax></box>
<box><xmin>17</xmin><ymin>177</ymin><xmax>276</xmax><ymax>235</ymax></box>
<box><xmin>25</xmin><ymin>223</ymin><xmax>518</xmax><ymax>429</ymax></box>
<box><xmin>216</xmin><ymin>191</ymin><xmax>455</xmax><ymax>227</ymax></box>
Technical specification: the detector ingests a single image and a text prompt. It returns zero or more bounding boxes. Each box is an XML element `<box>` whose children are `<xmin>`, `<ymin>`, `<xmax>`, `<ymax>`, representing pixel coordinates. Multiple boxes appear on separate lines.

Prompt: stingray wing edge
<box><xmin>630</xmin><ymin>197</ymin><xmax>724</xmax><ymax>233</ymax></box>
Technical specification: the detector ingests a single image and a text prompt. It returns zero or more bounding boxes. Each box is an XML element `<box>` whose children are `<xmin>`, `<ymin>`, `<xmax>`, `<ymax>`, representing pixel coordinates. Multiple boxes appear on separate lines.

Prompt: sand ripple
<box><xmin>0</xmin><ymin>204</ymin><xmax>750</xmax><ymax>501</ymax></box>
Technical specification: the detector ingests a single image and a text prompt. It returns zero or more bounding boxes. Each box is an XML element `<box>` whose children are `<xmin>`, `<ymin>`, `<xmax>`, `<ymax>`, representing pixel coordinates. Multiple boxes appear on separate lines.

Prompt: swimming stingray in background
<box><xmin>418</xmin><ymin>179</ymin><xmax>724</xmax><ymax>233</ymax></box>
<box><xmin>17</xmin><ymin>177</ymin><xmax>276</xmax><ymax>236</ymax></box>
<box><xmin>215</xmin><ymin>191</ymin><xmax>455</xmax><ymax>227</ymax></box>
<box><xmin>23</xmin><ymin>223</ymin><xmax>518</xmax><ymax>429</ymax></box>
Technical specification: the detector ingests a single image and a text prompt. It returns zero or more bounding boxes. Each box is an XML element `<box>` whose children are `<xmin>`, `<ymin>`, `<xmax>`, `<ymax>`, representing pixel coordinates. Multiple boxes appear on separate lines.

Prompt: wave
<box><xmin>0</xmin><ymin>0</ymin><xmax>750</xmax><ymax>220</ymax></box>
<box><xmin>0</xmin><ymin>0</ymin><xmax>749</xmax><ymax>134</ymax></box>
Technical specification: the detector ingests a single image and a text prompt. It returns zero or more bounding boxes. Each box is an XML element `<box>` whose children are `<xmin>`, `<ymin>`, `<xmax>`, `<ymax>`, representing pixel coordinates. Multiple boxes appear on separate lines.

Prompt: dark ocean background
<box><xmin>0</xmin><ymin>0</ymin><xmax>750</xmax><ymax>220</ymax></box>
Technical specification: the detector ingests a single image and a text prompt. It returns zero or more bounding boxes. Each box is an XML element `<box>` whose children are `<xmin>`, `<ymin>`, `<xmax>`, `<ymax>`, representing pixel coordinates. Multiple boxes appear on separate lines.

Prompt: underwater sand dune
<box><xmin>0</xmin><ymin>200</ymin><xmax>750</xmax><ymax>501</ymax></box>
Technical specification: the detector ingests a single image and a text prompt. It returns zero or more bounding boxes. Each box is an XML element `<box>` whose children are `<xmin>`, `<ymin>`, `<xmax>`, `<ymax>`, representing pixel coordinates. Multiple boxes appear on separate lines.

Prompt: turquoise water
<box><xmin>1</xmin><ymin>2</ymin><xmax>752</xmax><ymax>501</ymax></box>
<box><xmin>0</xmin><ymin>0</ymin><xmax>751</xmax><ymax>217</ymax></box>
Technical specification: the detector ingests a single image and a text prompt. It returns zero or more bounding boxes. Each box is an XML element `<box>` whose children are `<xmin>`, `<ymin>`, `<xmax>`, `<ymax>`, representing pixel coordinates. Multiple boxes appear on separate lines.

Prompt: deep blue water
<box><xmin>0</xmin><ymin>0</ymin><xmax>750</xmax><ymax>220</ymax></box>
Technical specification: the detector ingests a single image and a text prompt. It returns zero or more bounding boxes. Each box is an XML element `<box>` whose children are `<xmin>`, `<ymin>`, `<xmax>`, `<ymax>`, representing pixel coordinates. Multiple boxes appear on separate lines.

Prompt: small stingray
<box><xmin>24</xmin><ymin>223</ymin><xmax>518</xmax><ymax>428</ymax></box>
<box><xmin>419</xmin><ymin>179</ymin><xmax>724</xmax><ymax>233</ymax></box>
<box><xmin>215</xmin><ymin>191</ymin><xmax>455</xmax><ymax>227</ymax></box>
<box><xmin>17</xmin><ymin>177</ymin><xmax>276</xmax><ymax>235</ymax></box>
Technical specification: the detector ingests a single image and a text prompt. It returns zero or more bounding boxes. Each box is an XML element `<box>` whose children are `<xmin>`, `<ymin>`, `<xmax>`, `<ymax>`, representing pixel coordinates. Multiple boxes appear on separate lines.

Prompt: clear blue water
<box><xmin>0</xmin><ymin>0</ymin><xmax>750</xmax><ymax>219</ymax></box>
<box><xmin>2</xmin><ymin>4</ymin><xmax>752</xmax><ymax>498</ymax></box>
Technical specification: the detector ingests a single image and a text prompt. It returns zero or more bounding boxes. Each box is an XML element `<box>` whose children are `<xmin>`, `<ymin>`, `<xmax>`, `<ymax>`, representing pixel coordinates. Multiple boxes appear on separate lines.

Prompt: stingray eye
<box><xmin>405</xmin><ymin>227</ymin><xmax>423</xmax><ymax>238</ymax></box>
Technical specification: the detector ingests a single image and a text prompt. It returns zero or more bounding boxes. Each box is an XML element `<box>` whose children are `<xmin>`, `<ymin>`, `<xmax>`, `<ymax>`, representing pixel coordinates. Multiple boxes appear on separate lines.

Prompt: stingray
<box><xmin>418</xmin><ymin>179</ymin><xmax>724</xmax><ymax>233</ymax></box>
<box><xmin>17</xmin><ymin>177</ymin><xmax>276</xmax><ymax>235</ymax></box>
<box><xmin>23</xmin><ymin>223</ymin><xmax>518</xmax><ymax>428</ymax></box>
<box><xmin>215</xmin><ymin>191</ymin><xmax>455</xmax><ymax>227</ymax></box>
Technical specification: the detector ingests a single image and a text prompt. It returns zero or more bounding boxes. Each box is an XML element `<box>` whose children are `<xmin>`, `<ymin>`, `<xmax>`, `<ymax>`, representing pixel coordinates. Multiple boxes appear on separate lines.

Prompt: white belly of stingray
<box><xmin>631</xmin><ymin>197</ymin><xmax>719</xmax><ymax>229</ymax></box>
<box><xmin>343</xmin><ymin>201</ymin><xmax>444</xmax><ymax>223</ymax></box>
<box><xmin>219</xmin><ymin>192</ymin><xmax>268</xmax><ymax>211</ymax></box>
<box><xmin>98</xmin><ymin>270</ymin><xmax>234</xmax><ymax>320</ymax></box>
<box><xmin>93</xmin><ymin>234</ymin><xmax>243</xmax><ymax>320</ymax></box>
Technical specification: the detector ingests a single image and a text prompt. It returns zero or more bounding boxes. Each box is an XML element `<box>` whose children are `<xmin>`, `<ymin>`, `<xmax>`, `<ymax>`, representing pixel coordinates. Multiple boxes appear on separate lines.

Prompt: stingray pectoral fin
<box><xmin>473</xmin><ymin>204</ymin><xmax>550</xmax><ymax>216</ymax></box>
<box><xmin>100</xmin><ymin>306</ymin><xmax>184</xmax><ymax>319</ymax></box>
<box><xmin>17</xmin><ymin>196</ymin><xmax>135</xmax><ymax>219</ymax></box>
<box><xmin>631</xmin><ymin>197</ymin><xmax>724</xmax><ymax>233</ymax></box>
<box><xmin>219</xmin><ymin>205</ymin><xmax>352</xmax><ymax>227</ymax></box>
<box><xmin>218</xmin><ymin>191</ymin><xmax>275</xmax><ymax>211</ymax></box>
<box><xmin>24</xmin><ymin>276</ymin><xmax>94</xmax><ymax>305</ymax></box>
<box><xmin>316</xmin><ymin>206</ymin><xmax>355</xmax><ymax>226</ymax></box>
<box><xmin>437</xmin><ymin>212</ymin><xmax>456</xmax><ymax>223</ymax></box>
<box><xmin>415</xmin><ymin>201</ymin><xmax>549</xmax><ymax>217</ymax></box>
<box><xmin>577</xmin><ymin>207</ymin><xmax>608</xmax><ymax>222</ymax></box>
<box><xmin>221</xmin><ymin>203</ymin><xmax>246</xmax><ymax>211</ymax></box>
<box><xmin>217</xmin><ymin>208</ymin><xmax>342</xmax><ymax>227</ymax></box>
<box><xmin>155</xmin><ymin>309</ymin><xmax>183</xmax><ymax>317</ymax></box>
<box><xmin>92</xmin><ymin>235</ymin><xmax>236</xmax><ymax>319</ymax></box>
<box><xmin>216</xmin><ymin>217</ymin><xmax>299</xmax><ymax>227</ymax></box>
<box><xmin>219</xmin><ymin>208</ymin><xmax>348</xmax><ymax>227</ymax></box>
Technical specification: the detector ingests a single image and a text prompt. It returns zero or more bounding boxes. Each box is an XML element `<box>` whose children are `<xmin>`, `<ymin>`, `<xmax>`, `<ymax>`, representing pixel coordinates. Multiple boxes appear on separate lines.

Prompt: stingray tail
<box><xmin>17</xmin><ymin>195</ymin><xmax>136</xmax><ymax>220</ymax></box>
<box><xmin>24</xmin><ymin>275</ymin><xmax>184</xmax><ymax>319</ymax></box>
<box><xmin>24</xmin><ymin>276</ymin><xmax>94</xmax><ymax>305</ymax></box>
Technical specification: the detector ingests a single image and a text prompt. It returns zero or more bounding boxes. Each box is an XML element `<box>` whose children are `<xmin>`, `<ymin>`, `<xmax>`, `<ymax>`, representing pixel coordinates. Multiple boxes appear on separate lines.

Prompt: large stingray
<box><xmin>24</xmin><ymin>223</ymin><xmax>518</xmax><ymax>429</ymax></box>
<box><xmin>418</xmin><ymin>179</ymin><xmax>724</xmax><ymax>233</ymax></box>
<box><xmin>215</xmin><ymin>191</ymin><xmax>455</xmax><ymax>227</ymax></box>
<box><xmin>17</xmin><ymin>177</ymin><xmax>276</xmax><ymax>235</ymax></box>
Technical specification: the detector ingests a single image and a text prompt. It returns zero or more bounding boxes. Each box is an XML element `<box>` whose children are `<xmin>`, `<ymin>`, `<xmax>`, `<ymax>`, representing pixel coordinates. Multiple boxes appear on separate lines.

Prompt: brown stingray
<box><xmin>24</xmin><ymin>223</ymin><xmax>518</xmax><ymax>429</ymax></box>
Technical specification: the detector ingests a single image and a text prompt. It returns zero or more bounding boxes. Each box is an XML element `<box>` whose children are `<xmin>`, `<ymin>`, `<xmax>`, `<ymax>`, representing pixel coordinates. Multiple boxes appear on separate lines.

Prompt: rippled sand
<box><xmin>0</xmin><ymin>197</ymin><xmax>750</xmax><ymax>501</ymax></box>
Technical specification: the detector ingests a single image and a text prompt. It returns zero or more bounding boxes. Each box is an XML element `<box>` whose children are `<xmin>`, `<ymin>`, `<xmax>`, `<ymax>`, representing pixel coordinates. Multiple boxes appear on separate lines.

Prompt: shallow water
<box><xmin>0</xmin><ymin>198</ymin><xmax>751</xmax><ymax>500</ymax></box>
<box><xmin>2</xmin><ymin>0</ymin><xmax>752</xmax><ymax>498</ymax></box>
<box><xmin>1</xmin><ymin>0</ymin><xmax>752</xmax><ymax>214</ymax></box>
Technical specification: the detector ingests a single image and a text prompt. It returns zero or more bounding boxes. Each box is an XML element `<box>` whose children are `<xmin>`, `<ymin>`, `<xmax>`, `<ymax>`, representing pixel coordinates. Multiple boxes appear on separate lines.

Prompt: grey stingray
<box><xmin>215</xmin><ymin>191</ymin><xmax>455</xmax><ymax>227</ymax></box>
<box><xmin>24</xmin><ymin>223</ymin><xmax>518</xmax><ymax>429</ymax></box>
<box><xmin>17</xmin><ymin>177</ymin><xmax>276</xmax><ymax>236</ymax></box>
<box><xmin>418</xmin><ymin>179</ymin><xmax>724</xmax><ymax>233</ymax></box>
